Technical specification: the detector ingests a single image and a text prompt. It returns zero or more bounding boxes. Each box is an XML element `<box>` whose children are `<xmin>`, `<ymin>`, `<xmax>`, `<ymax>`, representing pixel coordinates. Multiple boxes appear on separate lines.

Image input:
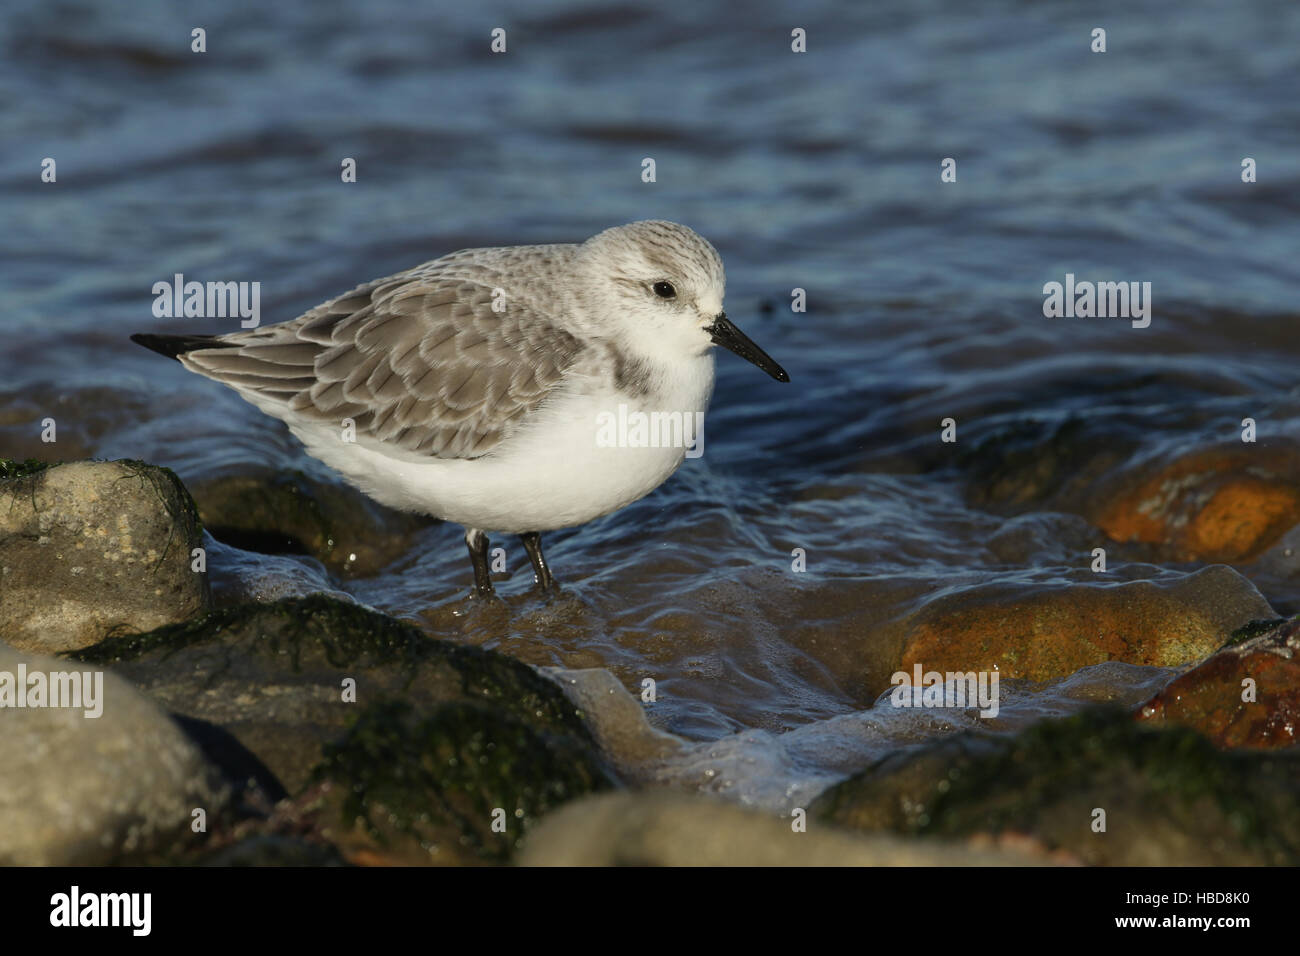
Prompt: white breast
<box><xmin>280</xmin><ymin>352</ymin><xmax>716</xmax><ymax>534</ymax></box>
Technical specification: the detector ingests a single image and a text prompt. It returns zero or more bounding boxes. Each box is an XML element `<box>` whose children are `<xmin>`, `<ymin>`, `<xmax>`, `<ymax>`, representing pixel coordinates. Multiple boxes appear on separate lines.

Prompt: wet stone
<box><xmin>189</xmin><ymin>468</ymin><xmax>433</xmax><ymax>576</ymax></box>
<box><xmin>886</xmin><ymin>565</ymin><xmax>1274</xmax><ymax>685</ymax></box>
<box><xmin>307</xmin><ymin>698</ymin><xmax>614</xmax><ymax>865</ymax></box>
<box><xmin>71</xmin><ymin>594</ymin><xmax>615</xmax><ymax>864</ymax></box>
<box><xmin>0</xmin><ymin>458</ymin><xmax>209</xmax><ymax>653</ymax></box>
<box><xmin>963</xmin><ymin>431</ymin><xmax>1300</xmax><ymax>563</ymax></box>
<box><xmin>813</xmin><ymin>707</ymin><xmax>1300</xmax><ymax>865</ymax></box>
<box><xmin>1136</xmin><ymin>616</ymin><xmax>1300</xmax><ymax>749</ymax></box>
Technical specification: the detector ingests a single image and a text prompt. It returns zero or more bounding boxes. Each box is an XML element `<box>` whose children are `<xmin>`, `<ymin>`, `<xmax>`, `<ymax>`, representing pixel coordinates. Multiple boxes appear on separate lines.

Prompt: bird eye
<box><xmin>652</xmin><ymin>281</ymin><xmax>676</xmax><ymax>299</ymax></box>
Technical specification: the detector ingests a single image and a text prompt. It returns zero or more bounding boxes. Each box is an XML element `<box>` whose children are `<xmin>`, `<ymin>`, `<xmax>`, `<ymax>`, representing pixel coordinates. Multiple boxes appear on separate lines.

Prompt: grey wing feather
<box><xmin>181</xmin><ymin>272</ymin><xmax>584</xmax><ymax>459</ymax></box>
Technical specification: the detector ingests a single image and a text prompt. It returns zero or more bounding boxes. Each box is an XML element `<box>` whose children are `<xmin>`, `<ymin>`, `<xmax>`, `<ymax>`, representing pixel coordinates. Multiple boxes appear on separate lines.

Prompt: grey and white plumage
<box><xmin>133</xmin><ymin>220</ymin><xmax>788</xmax><ymax>595</ymax></box>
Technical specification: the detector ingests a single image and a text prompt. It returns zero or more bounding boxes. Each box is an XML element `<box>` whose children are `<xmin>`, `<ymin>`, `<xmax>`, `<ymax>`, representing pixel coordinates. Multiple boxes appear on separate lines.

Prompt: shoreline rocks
<box><xmin>4</xmin><ymin>454</ymin><xmax>1299</xmax><ymax>866</ymax></box>
<box><xmin>71</xmin><ymin>594</ymin><xmax>616</xmax><ymax>864</ymax></box>
<box><xmin>813</xmin><ymin>707</ymin><xmax>1300</xmax><ymax>865</ymax></box>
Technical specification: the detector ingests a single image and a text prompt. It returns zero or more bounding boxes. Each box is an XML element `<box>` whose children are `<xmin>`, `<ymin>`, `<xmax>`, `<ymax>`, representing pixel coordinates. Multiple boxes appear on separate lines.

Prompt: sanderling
<box><xmin>132</xmin><ymin>220</ymin><xmax>789</xmax><ymax>596</ymax></box>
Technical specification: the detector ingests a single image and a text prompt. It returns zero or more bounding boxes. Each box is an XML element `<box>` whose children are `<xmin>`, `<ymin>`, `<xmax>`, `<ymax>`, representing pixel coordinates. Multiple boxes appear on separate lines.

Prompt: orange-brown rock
<box><xmin>1136</xmin><ymin>617</ymin><xmax>1300</xmax><ymax>748</ymax></box>
<box><xmin>889</xmin><ymin>565</ymin><xmax>1274</xmax><ymax>686</ymax></box>
<box><xmin>1094</xmin><ymin>446</ymin><xmax>1300</xmax><ymax>562</ymax></box>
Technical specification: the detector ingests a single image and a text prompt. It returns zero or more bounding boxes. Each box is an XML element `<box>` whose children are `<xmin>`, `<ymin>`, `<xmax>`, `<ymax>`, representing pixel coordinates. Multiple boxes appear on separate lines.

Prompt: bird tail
<box><xmin>130</xmin><ymin>332</ymin><xmax>233</xmax><ymax>361</ymax></box>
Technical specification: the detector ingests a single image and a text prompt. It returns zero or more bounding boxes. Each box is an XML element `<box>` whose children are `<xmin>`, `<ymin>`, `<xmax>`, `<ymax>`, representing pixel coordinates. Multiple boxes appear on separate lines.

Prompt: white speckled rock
<box><xmin>0</xmin><ymin>642</ymin><xmax>225</xmax><ymax>864</ymax></box>
<box><xmin>0</xmin><ymin>460</ymin><xmax>209</xmax><ymax>653</ymax></box>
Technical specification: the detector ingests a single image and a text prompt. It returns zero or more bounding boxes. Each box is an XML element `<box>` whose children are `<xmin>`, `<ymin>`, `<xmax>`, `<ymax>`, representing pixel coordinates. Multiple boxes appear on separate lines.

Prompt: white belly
<box><xmin>281</xmin><ymin>355</ymin><xmax>715</xmax><ymax>534</ymax></box>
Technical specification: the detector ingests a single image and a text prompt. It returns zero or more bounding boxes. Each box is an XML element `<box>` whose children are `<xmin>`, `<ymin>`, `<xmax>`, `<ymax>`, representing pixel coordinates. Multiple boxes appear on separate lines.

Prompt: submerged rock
<box><xmin>885</xmin><ymin>565</ymin><xmax>1272</xmax><ymax>685</ymax></box>
<box><xmin>962</xmin><ymin>417</ymin><xmax>1133</xmax><ymax>515</ymax></box>
<box><xmin>519</xmin><ymin>791</ymin><xmax>1055</xmax><ymax>866</ymax></box>
<box><xmin>0</xmin><ymin>458</ymin><xmax>209</xmax><ymax>652</ymax></box>
<box><xmin>72</xmin><ymin>594</ymin><xmax>614</xmax><ymax>864</ymax></box>
<box><xmin>0</xmin><ymin>641</ymin><xmax>225</xmax><ymax>865</ymax></box>
<box><xmin>1094</xmin><ymin>446</ymin><xmax>1300</xmax><ymax>563</ymax></box>
<box><xmin>965</xmin><ymin>431</ymin><xmax>1300</xmax><ymax>564</ymax></box>
<box><xmin>1136</xmin><ymin>616</ymin><xmax>1300</xmax><ymax>749</ymax></box>
<box><xmin>813</xmin><ymin>707</ymin><xmax>1300</xmax><ymax>865</ymax></box>
<box><xmin>189</xmin><ymin>469</ymin><xmax>432</xmax><ymax>576</ymax></box>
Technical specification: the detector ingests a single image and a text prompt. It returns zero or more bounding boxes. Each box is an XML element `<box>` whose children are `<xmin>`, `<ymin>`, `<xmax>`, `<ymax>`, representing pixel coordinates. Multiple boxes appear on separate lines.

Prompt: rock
<box><xmin>188</xmin><ymin>468</ymin><xmax>432</xmax><ymax>576</ymax></box>
<box><xmin>72</xmin><ymin>595</ymin><xmax>614</xmax><ymax>863</ymax></box>
<box><xmin>1238</xmin><ymin>522</ymin><xmax>1300</xmax><ymax>613</ymax></box>
<box><xmin>195</xmin><ymin>835</ymin><xmax>349</xmax><ymax>866</ymax></box>
<box><xmin>308</xmin><ymin>698</ymin><xmax>612</xmax><ymax>865</ymax></box>
<box><xmin>886</xmin><ymin>565</ymin><xmax>1273</xmax><ymax>685</ymax></box>
<box><xmin>518</xmin><ymin>791</ymin><xmax>1056</xmax><ymax>866</ymax></box>
<box><xmin>1094</xmin><ymin>446</ymin><xmax>1300</xmax><ymax>563</ymax></box>
<box><xmin>0</xmin><ymin>641</ymin><xmax>225</xmax><ymax>865</ymax></box>
<box><xmin>202</xmin><ymin>533</ymin><xmax>355</xmax><ymax>607</ymax></box>
<box><xmin>1136</xmin><ymin>616</ymin><xmax>1300</xmax><ymax>749</ymax></box>
<box><xmin>962</xmin><ymin>417</ymin><xmax>1134</xmax><ymax>515</ymax></box>
<box><xmin>0</xmin><ymin>459</ymin><xmax>209</xmax><ymax>653</ymax></box>
<box><xmin>964</xmin><ymin>431</ymin><xmax>1300</xmax><ymax>563</ymax></box>
<box><xmin>813</xmin><ymin>707</ymin><xmax>1300</xmax><ymax>865</ymax></box>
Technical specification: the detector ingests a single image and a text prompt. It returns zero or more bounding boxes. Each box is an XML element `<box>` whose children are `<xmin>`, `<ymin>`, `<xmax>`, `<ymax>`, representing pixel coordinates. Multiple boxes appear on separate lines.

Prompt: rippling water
<box><xmin>3</xmin><ymin>0</ymin><xmax>1298</xmax><ymax>804</ymax></box>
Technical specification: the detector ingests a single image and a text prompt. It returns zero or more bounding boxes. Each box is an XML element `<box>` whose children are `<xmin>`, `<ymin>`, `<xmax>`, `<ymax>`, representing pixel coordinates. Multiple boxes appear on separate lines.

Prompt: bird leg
<box><xmin>519</xmin><ymin>532</ymin><xmax>555</xmax><ymax>590</ymax></box>
<box><xmin>465</xmin><ymin>528</ymin><xmax>494</xmax><ymax>596</ymax></box>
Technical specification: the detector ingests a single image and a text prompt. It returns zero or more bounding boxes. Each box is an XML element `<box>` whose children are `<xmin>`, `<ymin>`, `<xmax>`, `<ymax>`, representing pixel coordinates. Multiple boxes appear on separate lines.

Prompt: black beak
<box><xmin>707</xmin><ymin>313</ymin><xmax>790</xmax><ymax>383</ymax></box>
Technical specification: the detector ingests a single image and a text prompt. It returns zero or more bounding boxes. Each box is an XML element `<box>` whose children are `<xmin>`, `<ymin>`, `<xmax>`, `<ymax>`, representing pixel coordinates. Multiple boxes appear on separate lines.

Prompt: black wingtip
<box><xmin>130</xmin><ymin>332</ymin><xmax>226</xmax><ymax>361</ymax></box>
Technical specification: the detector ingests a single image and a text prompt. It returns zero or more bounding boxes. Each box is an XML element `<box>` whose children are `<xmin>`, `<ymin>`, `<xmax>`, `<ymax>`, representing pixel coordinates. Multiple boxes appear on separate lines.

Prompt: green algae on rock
<box><xmin>71</xmin><ymin>594</ymin><xmax>615</xmax><ymax>863</ymax></box>
<box><xmin>0</xmin><ymin>458</ymin><xmax>209</xmax><ymax>652</ymax></box>
<box><xmin>73</xmin><ymin>594</ymin><xmax>599</xmax><ymax>740</ymax></box>
<box><xmin>1224</xmin><ymin>616</ymin><xmax>1290</xmax><ymax>647</ymax></box>
<box><xmin>310</xmin><ymin>698</ymin><xmax>613</xmax><ymax>865</ymax></box>
<box><xmin>813</xmin><ymin>707</ymin><xmax>1300</xmax><ymax>865</ymax></box>
<box><xmin>0</xmin><ymin>457</ymin><xmax>56</xmax><ymax>481</ymax></box>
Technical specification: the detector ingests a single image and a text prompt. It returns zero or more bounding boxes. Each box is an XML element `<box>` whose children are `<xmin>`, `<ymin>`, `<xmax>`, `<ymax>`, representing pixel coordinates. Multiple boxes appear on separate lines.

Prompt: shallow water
<box><xmin>3</xmin><ymin>0</ymin><xmax>1299</xmax><ymax>804</ymax></box>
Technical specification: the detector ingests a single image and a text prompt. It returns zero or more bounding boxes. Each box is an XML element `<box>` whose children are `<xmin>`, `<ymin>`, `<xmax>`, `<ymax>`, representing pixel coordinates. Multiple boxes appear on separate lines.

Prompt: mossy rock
<box><xmin>309</xmin><ymin>698</ymin><xmax>613</xmax><ymax>865</ymax></box>
<box><xmin>813</xmin><ymin>707</ymin><xmax>1300</xmax><ymax>865</ymax></box>
<box><xmin>71</xmin><ymin>595</ymin><xmax>612</xmax><ymax>800</ymax></box>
